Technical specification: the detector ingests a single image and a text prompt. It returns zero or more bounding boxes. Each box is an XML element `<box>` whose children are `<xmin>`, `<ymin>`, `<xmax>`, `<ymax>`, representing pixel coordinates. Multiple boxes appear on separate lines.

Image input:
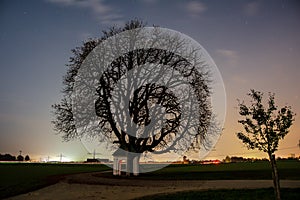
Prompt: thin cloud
<box><xmin>216</xmin><ymin>49</ymin><xmax>239</xmax><ymax>68</ymax></box>
<box><xmin>186</xmin><ymin>1</ymin><xmax>207</xmax><ymax>15</ymax></box>
<box><xmin>217</xmin><ymin>49</ymin><xmax>238</xmax><ymax>59</ymax></box>
<box><xmin>232</xmin><ymin>75</ymin><xmax>248</xmax><ymax>84</ymax></box>
<box><xmin>244</xmin><ymin>1</ymin><xmax>260</xmax><ymax>17</ymax></box>
<box><xmin>46</xmin><ymin>0</ymin><xmax>123</xmax><ymax>24</ymax></box>
<box><xmin>141</xmin><ymin>0</ymin><xmax>158</xmax><ymax>4</ymax></box>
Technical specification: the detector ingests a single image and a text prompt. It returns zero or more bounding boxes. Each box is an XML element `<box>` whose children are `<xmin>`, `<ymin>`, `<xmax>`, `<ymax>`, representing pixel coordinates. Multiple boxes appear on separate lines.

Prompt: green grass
<box><xmin>133</xmin><ymin>160</ymin><xmax>300</xmax><ymax>180</ymax></box>
<box><xmin>134</xmin><ymin>188</ymin><xmax>300</xmax><ymax>200</ymax></box>
<box><xmin>1</xmin><ymin>161</ymin><xmax>299</xmax><ymax>199</ymax></box>
<box><xmin>0</xmin><ymin>163</ymin><xmax>110</xmax><ymax>199</ymax></box>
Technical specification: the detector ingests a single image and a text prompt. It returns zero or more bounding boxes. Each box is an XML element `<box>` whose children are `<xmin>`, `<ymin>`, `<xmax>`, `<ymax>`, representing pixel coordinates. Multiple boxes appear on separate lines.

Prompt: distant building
<box><xmin>86</xmin><ymin>158</ymin><xmax>110</xmax><ymax>163</ymax></box>
<box><xmin>201</xmin><ymin>160</ymin><xmax>221</xmax><ymax>165</ymax></box>
<box><xmin>224</xmin><ymin>156</ymin><xmax>231</xmax><ymax>163</ymax></box>
<box><xmin>182</xmin><ymin>156</ymin><xmax>190</xmax><ymax>164</ymax></box>
<box><xmin>112</xmin><ymin>149</ymin><xmax>139</xmax><ymax>176</ymax></box>
<box><xmin>290</xmin><ymin>154</ymin><xmax>296</xmax><ymax>159</ymax></box>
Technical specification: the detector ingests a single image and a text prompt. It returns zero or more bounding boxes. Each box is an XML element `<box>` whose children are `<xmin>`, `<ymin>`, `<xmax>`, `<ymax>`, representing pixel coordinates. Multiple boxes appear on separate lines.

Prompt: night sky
<box><xmin>0</xmin><ymin>0</ymin><xmax>299</xmax><ymax>161</ymax></box>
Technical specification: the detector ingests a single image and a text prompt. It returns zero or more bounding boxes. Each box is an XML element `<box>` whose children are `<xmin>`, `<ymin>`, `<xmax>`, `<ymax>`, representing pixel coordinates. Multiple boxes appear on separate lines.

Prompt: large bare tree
<box><xmin>52</xmin><ymin>20</ymin><xmax>216</xmax><ymax>175</ymax></box>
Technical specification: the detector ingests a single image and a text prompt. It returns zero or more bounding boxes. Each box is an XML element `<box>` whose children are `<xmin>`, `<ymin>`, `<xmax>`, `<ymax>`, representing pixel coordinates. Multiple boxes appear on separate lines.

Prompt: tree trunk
<box><xmin>269</xmin><ymin>154</ymin><xmax>281</xmax><ymax>200</ymax></box>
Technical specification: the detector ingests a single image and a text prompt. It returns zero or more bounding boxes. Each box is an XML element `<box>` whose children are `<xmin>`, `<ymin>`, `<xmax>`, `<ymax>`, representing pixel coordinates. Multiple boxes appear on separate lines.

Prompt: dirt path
<box><xmin>6</xmin><ymin>172</ymin><xmax>300</xmax><ymax>200</ymax></box>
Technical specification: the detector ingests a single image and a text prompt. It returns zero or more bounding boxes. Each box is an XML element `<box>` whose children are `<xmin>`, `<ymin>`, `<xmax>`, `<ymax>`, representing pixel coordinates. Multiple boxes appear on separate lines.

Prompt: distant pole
<box><xmin>87</xmin><ymin>149</ymin><xmax>101</xmax><ymax>159</ymax></box>
<box><xmin>57</xmin><ymin>153</ymin><xmax>65</xmax><ymax>162</ymax></box>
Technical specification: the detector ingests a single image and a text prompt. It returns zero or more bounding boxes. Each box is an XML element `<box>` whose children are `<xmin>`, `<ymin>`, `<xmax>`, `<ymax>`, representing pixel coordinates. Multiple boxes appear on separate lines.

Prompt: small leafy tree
<box><xmin>17</xmin><ymin>155</ymin><xmax>24</xmax><ymax>161</ymax></box>
<box><xmin>237</xmin><ymin>89</ymin><xmax>295</xmax><ymax>200</ymax></box>
<box><xmin>25</xmin><ymin>155</ymin><xmax>30</xmax><ymax>161</ymax></box>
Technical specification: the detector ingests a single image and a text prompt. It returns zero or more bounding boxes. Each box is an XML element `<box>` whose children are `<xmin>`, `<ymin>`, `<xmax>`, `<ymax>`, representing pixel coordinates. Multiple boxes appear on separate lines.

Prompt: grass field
<box><xmin>0</xmin><ymin>160</ymin><xmax>299</xmax><ymax>199</ymax></box>
<box><xmin>135</xmin><ymin>188</ymin><xmax>300</xmax><ymax>200</ymax></box>
<box><xmin>0</xmin><ymin>163</ymin><xmax>110</xmax><ymax>199</ymax></box>
<box><xmin>137</xmin><ymin>160</ymin><xmax>300</xmax><ymax>180</ymax></box>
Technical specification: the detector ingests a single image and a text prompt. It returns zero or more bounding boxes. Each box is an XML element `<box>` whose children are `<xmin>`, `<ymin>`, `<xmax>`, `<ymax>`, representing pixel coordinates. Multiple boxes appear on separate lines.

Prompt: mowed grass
<box><xmin>0</xmin><ymin>160</ymin><xmax>299</xmax><ymax>199</ymax></box>
<box><xmin>0</xmin><ymin>163</ymin><xmax>110</xmax><ymax>199</ymax></box>
<box><xmin>138</xmin><ymin>160</ymin><xmax>300</xmax><ymax>180</ymax></box>
<box><xmin>135</xmin><ymin>188</ymin><xmax>300</xmax><ymax>200</ymax></box>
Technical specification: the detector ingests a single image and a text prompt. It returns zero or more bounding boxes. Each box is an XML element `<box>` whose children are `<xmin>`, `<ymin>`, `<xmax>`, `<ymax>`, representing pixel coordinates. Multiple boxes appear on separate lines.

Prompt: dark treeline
<box><xmin>223</xmin><ymin>155</ymin><xmax>299</xmax><ymax>163</ymax></box>
<box><xmin>0</xmin><ymin>153</ymin><xmax>30</xmax><ymax>161</ymax></box>
<box><xmin>0</xmin><ymin>154</ymin><xmax>16</xmax><ymax>161</ymax></box>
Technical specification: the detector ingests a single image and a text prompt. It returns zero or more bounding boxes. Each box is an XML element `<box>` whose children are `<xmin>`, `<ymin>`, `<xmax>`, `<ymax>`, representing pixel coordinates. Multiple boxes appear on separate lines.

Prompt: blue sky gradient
<box><xmin>0</xmin><ymin>0</ymin><xmax>299</xmax><ymax>161</ymax></box>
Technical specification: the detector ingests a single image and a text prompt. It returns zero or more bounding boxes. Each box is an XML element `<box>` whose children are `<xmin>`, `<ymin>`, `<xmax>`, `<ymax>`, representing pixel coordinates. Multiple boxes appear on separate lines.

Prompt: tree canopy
<box><xmin>25</xmin><ymin>155</ymin><xmax>30</xmax><ymax>161</ymax></box>
<box><xmin>237</xmin><ymin>89</ymin><xmax>295</xmax><ymax>155</ymax></box>
<box><xmin>17</xmin><ymin>155</ymin><xmax>24</xmax><ymax>161</ymax></box>
<box><xmin>52</xmin><ymin>20</ymin><xmax>215</xmax><ymax>163</ymax></box>
<box><xmin>237</xmin><ymin>89</ymin><xmax>295</xmax><ymax>200</ymax></box>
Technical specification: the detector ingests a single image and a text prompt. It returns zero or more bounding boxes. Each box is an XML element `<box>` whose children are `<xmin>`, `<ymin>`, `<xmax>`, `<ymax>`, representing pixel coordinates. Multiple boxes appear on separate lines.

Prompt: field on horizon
<box><xmin>0</xmin><ymin>160</ymin><xmax>299</xmax><ymax>199</ymax></box>
<box><xmin>139</xmin><ymin>160</ymin><xmax>300</xmax><ymax>180</ymax></box>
